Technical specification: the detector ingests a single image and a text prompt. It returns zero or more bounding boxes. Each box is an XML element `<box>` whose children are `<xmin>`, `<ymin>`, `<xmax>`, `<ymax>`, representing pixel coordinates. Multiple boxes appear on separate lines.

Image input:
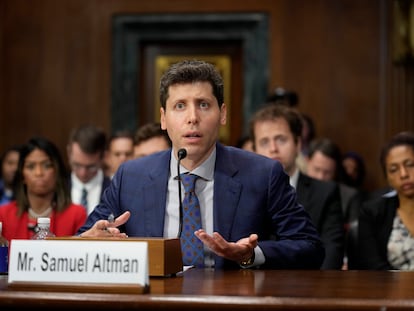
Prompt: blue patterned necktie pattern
<box><xmin>180</xmin><ymin>173</ymin><xmax>204</xmax><ymax>267</ymax></box>
<box><xmin>81</xmin><ymin>187</ymin><xmax>88</xmax><ymax>211</ymax></box>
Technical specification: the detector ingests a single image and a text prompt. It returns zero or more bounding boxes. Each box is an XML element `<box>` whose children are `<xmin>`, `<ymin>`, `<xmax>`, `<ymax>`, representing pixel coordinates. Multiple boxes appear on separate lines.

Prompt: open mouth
<box><xmin>184</xmin><ymin>133</ymin><xmax>202</xmax><ymax>139</ymax></box>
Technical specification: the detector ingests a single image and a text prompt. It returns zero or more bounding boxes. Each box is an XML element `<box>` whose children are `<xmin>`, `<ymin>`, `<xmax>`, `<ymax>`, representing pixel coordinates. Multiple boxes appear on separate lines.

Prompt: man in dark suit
<box><xmin>78</xmin><ymin>60</ymin><xmax>324</xmax><ymax>270</ymax></box>
<box><xmin>67</xmin><ymin>124</ymin><xmax>111</xmax><ymax>215</ymax></box>
<box><xmin>250</xmin><ymin>104</ymin><xmax>344</xmax><ymax>269</ymax></box>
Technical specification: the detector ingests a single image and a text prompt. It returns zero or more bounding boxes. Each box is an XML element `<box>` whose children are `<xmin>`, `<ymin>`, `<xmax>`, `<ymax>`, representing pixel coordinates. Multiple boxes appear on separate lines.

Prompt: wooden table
<box><xmin>1</xmin><ymin>269</ymin><xmax>414</xmax><ymax>310</ymax></box>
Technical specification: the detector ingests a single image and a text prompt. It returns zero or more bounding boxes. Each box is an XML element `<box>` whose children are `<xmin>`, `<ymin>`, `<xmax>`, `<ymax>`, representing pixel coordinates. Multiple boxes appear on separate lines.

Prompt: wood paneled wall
<box><xmin>0</xmin><ymin>0</ymin><xmax>412</xmax><ymax>192</ymax></box>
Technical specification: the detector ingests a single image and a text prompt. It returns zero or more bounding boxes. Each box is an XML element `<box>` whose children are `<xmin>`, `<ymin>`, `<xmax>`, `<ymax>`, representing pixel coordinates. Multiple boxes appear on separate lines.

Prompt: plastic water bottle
<box><xmin>0</xmin><ymin>222</ymin><xmax>8</xmax><ymax>274</ymax></box>
<box><xmin>31</xmin><ymin>217</ymin><xmax>56</xmax><ymax>240</ymax></box>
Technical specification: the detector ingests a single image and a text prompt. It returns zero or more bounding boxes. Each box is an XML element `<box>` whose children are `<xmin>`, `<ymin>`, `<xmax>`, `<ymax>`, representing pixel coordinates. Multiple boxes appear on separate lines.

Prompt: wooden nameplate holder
<box><xmin>127</xmin><ymin>237</ymin><xmax>183</xmax><ymax>277</ymax></box>
<box><xmin>49</xmin><ymin>237</ymin><xmax>183</xmax><ymax>277</ymax></box>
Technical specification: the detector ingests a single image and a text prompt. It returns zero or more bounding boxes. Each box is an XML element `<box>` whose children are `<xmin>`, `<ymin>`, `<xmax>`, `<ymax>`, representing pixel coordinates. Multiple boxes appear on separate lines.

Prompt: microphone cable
<box><xmin>176</xmin><ymin>148</ymin><xmax>187</xmax><ymax>237</ymax></box>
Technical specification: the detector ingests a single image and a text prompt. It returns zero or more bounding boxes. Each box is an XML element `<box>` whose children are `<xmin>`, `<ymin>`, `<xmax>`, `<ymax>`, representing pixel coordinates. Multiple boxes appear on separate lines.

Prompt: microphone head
<box><xmin>177</xmin><ymin>148</ymin><xmax>187</xmax><ymax>160</ymax></box>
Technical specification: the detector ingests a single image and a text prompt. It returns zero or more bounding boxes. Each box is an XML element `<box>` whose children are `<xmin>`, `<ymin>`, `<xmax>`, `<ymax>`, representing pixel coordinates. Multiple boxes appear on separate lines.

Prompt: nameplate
<box><xmin>8</xmin><ymin>239</ymin><xmax>149</xmax><ymax>292</ymax></box>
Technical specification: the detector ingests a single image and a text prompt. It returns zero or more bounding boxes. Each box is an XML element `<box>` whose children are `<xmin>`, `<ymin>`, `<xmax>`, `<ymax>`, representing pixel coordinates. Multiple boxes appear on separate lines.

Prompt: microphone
<box><xmin>177</xmin><ymin>148</ymin><xmax>187</xmax><ymax>237</ymax></box>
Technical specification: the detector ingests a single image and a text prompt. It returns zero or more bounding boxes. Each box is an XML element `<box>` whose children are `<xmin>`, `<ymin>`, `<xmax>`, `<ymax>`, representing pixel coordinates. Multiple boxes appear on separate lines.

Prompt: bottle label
<box><xmin>0</xmin><ymin>246</ymin><xmax>8</xmax><ymax>273</ymax></box>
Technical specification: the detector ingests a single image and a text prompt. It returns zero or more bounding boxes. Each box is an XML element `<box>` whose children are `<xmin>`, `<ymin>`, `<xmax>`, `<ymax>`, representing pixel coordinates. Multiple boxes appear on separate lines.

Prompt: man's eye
<box><xmin>276</xmin><ymin>137</ymin><xmax>286</xmax><ymax>144</ymax></box>
<box><xmin>176</xmin><ymin>103</ymin><xmax>185</xmax><ymax>110</ymax></box>
<box><xmin>259</xmin><ymin>140</ymin><xmax>268</xmax><ymax>148</ymax></box>
<box><xmin>200</xmin><ymin>102</ymin><xmax>209</xmax><ymax>109</ymax></box>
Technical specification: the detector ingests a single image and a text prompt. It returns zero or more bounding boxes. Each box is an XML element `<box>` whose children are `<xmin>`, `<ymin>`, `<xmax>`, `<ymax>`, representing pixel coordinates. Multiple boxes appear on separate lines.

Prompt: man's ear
<box><xmin>160</xmin><ymin>107</ymin><xmax>167</xmax><ymax>130</ymax></box>
<box><xmin>220</xmin><ymin>104</ymin><xmax>227</xmax><ymax>125</ymax></box>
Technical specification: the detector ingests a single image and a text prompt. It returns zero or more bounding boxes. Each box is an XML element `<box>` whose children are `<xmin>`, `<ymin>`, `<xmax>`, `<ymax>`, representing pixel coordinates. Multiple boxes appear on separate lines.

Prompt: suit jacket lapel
<box><xmin>213</xmin><ymin>144</ymin><xmax>242</xmax><ymax>240</ymax></box>
<box><xmin>142</xmin><ymin>152</ymin><xmax>170</xmax><ymax>236</ymax></box>
<box><xmin>296</xmin><ymin>172</ymin><xmax>313</xmax><ymax>205</ymax></box>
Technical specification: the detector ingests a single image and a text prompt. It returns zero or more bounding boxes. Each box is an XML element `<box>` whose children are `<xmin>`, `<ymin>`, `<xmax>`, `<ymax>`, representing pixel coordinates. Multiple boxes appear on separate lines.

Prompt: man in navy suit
<box><xmin>250</xmin><ymin>104</ymin><xmax>345</xmax><ymax>269</ymax></box>
<box><xmin>78</xmin><ymin>60</ymin><xmax>324</xmax><ymax>269</ymax></box>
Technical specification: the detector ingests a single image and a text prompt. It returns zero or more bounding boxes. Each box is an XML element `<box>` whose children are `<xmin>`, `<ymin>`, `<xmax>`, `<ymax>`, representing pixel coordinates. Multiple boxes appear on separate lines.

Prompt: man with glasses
<box><xmin>67</xmin><ymin>124</ymin><xmax>111</xmax><ymax>215</ymax></box>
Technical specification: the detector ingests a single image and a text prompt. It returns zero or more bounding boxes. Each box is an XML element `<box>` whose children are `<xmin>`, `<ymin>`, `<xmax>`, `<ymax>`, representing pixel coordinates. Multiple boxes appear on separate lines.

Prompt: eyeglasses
<box><xmin>70</xmin><ymin>162</ymin><xmax>100</xmax><ymax>173</ymax></box>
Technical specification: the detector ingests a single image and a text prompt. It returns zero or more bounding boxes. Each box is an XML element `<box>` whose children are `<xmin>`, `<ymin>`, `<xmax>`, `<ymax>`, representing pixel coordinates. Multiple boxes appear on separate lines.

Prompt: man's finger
<box><xmin>114</xmin><ymin>211</ymin><xmax>131</xmax><ymax>226</ymax></box>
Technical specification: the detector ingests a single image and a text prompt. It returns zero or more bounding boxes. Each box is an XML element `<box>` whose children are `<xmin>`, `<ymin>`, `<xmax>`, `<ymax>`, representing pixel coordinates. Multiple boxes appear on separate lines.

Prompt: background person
<box><xmin>250</xmin><ymin>103</ymin><xmax>344</xmax><ymax>269</ymax></box>
<box><xmin>67</xmin><ymin>124</ymin><xmax>110</xmax><ymax>214</ymax></box>
<box><xmin>359</xmin><ymin>131</ymin><xmax>414</xmax><ymax>270</ymax></box>
<box><xmin>235</xmin><ymin>135</ymin><xmax>254</xmax><ymax>152</ymax></box>
<box><xmin>104</xmin><ymin>130</ymin><xmax>134</xmax><ymax>179</ymax></box>
<box><xmin>342</xmin><ymin>151</ymin><xmax>366</xmax><ymax>191</ymax></box>
<box><xmin>305</xmin><ymin>137</ymin><xmax>361</xmax><ymax>269</ymax></box>
<box><xmin>133</xmin><ymin>122</ymin><xmax>171</xmax><ymax>158</ymax></box>
<box><xmin>0</xmin><ymin>144</ymin><xmax>21</xmax><ymax>206</ymax></box>
<box><xmin>0</xmin><ymin>136</ymin><xmax>87</xmax><ymax>243</ymax></box>
<box><xmin>306</xmin><ymin>138</ymin><xmax>359</xmax><ymax>219</ymax></box>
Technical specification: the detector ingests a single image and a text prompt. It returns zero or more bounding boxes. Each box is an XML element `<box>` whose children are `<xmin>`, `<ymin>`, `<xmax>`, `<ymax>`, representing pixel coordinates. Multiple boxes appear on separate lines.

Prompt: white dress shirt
<box><xmin>164</xmin><ymin>148</ymin><xmax>215</xmax><ymax>267</ymax></box>
<box><xmin>164</xmin><ymin>147</ymin><xmax>264</xmax><ymax>268</ymax></box>
<box><xmin>71</xmin><ymin>169</ymin><xmax>104</xmax><ymax>215</ymax></box>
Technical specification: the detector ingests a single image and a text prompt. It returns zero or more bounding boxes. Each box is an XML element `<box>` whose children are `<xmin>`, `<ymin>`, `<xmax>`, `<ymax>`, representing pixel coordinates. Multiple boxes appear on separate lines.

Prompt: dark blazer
<box><xmin>358</xmin><ymin>195</ymin><xmax>398</xmax><ymax>270</ymax></box>
<box><xmin>78</xmin><ymin>143</ymin><xmax>325</xmax><ymax>269</ymax></box>
<box><xmin>296</xmin><ymin>173</ymin><xmax>345</xmax><ymax>269</ymax></box>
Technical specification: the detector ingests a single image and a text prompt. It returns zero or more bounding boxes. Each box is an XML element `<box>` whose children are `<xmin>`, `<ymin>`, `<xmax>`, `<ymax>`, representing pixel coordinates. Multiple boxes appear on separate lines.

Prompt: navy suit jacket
<box><xmin>296</xmin><ymin>173</ymin><xmax>345</xmax><ymax>269</ymax></box>
<box><xmin>78</xmin><ymin>143</ymin><xmax>324</xmax><ymax>269</ymax></box>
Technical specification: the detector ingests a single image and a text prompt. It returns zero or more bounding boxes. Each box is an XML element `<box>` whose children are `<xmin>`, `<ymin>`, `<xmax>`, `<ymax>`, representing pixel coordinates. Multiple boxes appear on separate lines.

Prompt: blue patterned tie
<box><xmin>81</xmin><ymin>188</ymin><xmax>88</xmax><ymax>211</ymax></box>
<box><xmin>180</xmin><ymin>173</ymin><xmax>204</xmax><ymax>267</ymax></box>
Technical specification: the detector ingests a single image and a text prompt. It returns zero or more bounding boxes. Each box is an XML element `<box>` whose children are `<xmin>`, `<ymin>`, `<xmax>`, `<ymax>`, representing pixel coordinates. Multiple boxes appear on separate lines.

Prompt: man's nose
<box><xmin>187</xmin><ymin>105</ymin><xmax>199</xmax><ymax>124</ymax></box>
<box><xmin>269</xmin><ymin>140</ymin><xmax>279</xmax><ymax>152</ymax></box>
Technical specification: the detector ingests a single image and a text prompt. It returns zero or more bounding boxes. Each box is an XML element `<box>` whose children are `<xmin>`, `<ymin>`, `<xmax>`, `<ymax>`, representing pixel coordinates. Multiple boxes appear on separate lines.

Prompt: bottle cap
<box><xmin>37</xmin><ymin>217</ymin><xmax>51</xmax><ymax>225</ymax></box>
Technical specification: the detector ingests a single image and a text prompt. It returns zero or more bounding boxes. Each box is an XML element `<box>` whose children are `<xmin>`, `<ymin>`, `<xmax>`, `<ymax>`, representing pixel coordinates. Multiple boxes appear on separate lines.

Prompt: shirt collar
<box><xmin>170</xmin><ymin>147</ymin><xmax>216</xmax><ymax>181</ymax></box>
<box><xmin>71</xmin><ymin>169</ymin><xmax>104</xmax><ymax>190</ymax></box>
<box><xmin>289</xmin><ymin>168</ymin><xmax>300</xmax><ymax>188</ymax></box>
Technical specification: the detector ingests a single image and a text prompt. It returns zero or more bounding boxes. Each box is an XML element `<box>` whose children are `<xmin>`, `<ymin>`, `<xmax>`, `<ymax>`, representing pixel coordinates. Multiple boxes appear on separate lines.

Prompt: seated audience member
<box><xmin>77</xmin><ymin>59</ymin><xmax>324</xmax><ymax>270</ymax></box>
<box><xmin>104</xmin><ymin>130</ymin><xmax>134</xmax><ymax>179</ymax></box>
<box><xmin>306</xmin><ymin>138</ymin><xmax>359</xmax><ymax>218</ymax></box>
<box><xmin>0</xmin><ymin>144</ymin><xmax>21</xmax><ymax>206</ymax></box>
<box><xmin>305</xmin><ymin>137</ymin><xmax>361</xmax><ymax>269</ymax></box>
<box><xmin>235</xmin><ymin>135</ymin><xmax>254</xmax><ymax>152</ymax></box>
<box><xmin>342</xmin><ymin>151</ymin><xmax>366</xmax><ymax>190</ymax></box>
<box><xmin>67</xmin><ymin>124</ymin><xmax>110</xmax><ymax>215</ymax></box>
<box><xmin>133</xmin><ymin>122</ymin><xmax>171</xmax><ymax>158</ymax></box>
<box><xmin>266</xmin><ymin>89</ymin><xmax>316</xmax><ymax>174</ymax></box>
<box><xmin>359</xmin><ymin>131</ymin><xmax>414</xmax><ymax>270</ymax></box>
<box><xmin>0</xmin><ymin>137</ymin><xmax>87</xmax><ymax>243</ymax></box>
<box><xmin>296</xmin><ymin>113</ymin><xmax>316</xmax><ymax>173</ymax></box>
<box><xmin>250</xmin><ymin>104</ymin><xmax>344</xmax><ymax>269</ymax></box>
<box><xmin>341</xmin><ymin>151</ymin><xmax>390</xmax><ymax>207</ymax></box>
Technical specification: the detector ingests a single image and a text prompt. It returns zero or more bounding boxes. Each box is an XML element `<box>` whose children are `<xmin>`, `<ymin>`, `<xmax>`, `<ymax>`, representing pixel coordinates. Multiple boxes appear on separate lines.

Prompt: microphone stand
<box><xmin>177</xmin><ymin>148</ymin><xmax>187</xmax><ymax>237</ymax></box>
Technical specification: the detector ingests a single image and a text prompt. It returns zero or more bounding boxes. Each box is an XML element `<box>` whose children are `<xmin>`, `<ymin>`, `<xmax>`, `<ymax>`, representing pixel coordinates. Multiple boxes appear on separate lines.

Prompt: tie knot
<box><xmin>180</xmin><ymin>173</ymin><xmax>199</xmax><ymax>193</ymax></box>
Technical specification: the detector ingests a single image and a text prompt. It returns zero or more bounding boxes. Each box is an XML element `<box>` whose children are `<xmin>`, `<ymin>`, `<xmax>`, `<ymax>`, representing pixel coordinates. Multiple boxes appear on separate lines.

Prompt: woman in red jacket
<box><xmin>0</xmin><ymin>136</ymin><xmax>87</xmax><ymax>243</ymax></box>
